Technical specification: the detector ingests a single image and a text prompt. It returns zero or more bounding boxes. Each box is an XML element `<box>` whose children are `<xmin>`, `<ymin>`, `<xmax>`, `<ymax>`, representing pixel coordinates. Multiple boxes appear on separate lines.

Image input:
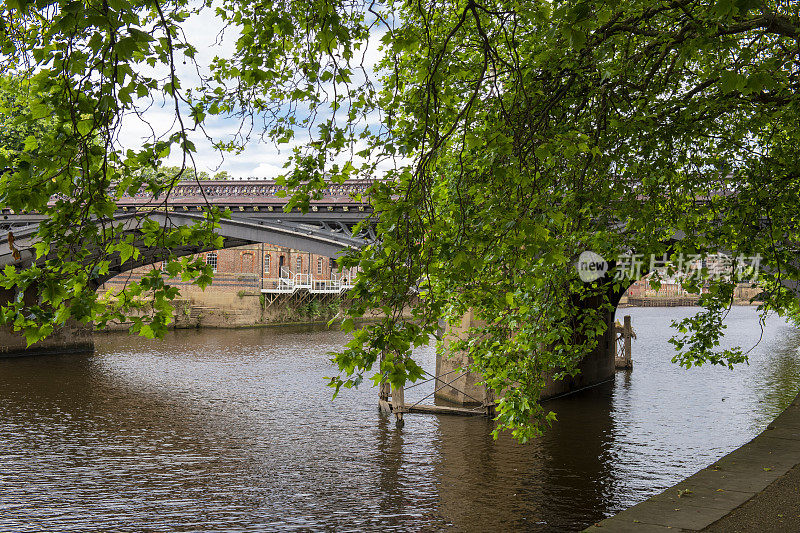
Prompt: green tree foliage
<box><xmin>0</xmin><ymin>1</ymin><xmax>223</xmax><ymax>343</ymax></box>
<box><xmin>3</xmin><ymin>0</ymin><xmax>800</xmax><ymax>440</ymax></box>
<box><xmin>0</xmin><ymin>74</ymin><xmax>53</xmax><ymax>155</ymax></box>
<box><xmin>134</xmin><ymin>165</ymin><xmax>233</xmax><ymax>181</ymax></box>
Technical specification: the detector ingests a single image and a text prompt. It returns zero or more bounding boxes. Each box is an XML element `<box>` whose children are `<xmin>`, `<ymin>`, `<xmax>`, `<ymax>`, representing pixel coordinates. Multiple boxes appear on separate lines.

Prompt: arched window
<box><xmin>296</xmin><ymin>256</ymin><xmax>302</xmax><ymax>273</ymax></box>
<box><xmin>264</xmin><ymin>254</ymin><xmax>270</xmax><ymax>276</ymax></box>
<box><xmin>205</xmin><ymin>251</ymin><xmax>217</xmax><ymax>273</ymax></box>
<box><xmin>241</xmin><ymin>252</ymin><xmax>254</xmax><ymax>272</ymax></box>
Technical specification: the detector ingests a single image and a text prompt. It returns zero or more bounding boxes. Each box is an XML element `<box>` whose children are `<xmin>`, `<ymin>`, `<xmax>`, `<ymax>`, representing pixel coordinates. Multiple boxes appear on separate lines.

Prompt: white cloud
<box><xmin>119</xmin><ymin>2</ymin><xmax>396</xmax><ymax>180</ymax></box>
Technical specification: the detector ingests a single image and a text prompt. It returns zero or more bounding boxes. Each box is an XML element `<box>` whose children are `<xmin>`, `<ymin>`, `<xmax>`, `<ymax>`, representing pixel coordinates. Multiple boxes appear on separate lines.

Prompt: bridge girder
<box><xmin>0</xmin><ymin>211</ymin><xmax>373</xmax><ymax>282</ymax></box>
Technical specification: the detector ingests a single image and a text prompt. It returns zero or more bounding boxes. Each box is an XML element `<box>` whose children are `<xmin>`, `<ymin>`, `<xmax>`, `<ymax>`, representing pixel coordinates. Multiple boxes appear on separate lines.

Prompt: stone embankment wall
<box><xmin>618</xmin><ymin>284</ymin><xmax>761</xmax><ymax>307</ymax></box>
<box><xmin>0</xmin><ymin>318</ymin><xmax>94</xmax><ymax>357</ymax></box>
<box><xmin>100</xmin><ymin>292</ymin><xmax>356</xmax><ymax>331</ymax></box>
<box><xmin>0</xmin><ymin>287</ymin><xmax>94</xmax><ymax>357</ymax></box>
<box><xmin>98</xmin><ymin>273</ymin><xmax>407</xmax><ymax>331</ymax></box>
<box><xmin>99</xmin><ymin>272</ymin><xmax>380</xmax><ymax>330</ymax></box>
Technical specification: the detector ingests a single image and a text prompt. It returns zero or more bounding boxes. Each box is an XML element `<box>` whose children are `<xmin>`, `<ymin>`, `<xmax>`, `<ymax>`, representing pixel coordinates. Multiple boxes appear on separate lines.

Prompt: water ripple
<box><xmin>0</xmin><ymin>308</ymin><xmax>798</xmax><ymax>531</ymax></box>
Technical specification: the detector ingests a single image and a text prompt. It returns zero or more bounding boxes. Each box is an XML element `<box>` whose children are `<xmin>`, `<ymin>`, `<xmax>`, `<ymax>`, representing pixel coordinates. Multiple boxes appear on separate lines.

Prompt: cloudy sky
<box><xmin>122</xmin><ymin>4</ymin><xmax>387</xmax><ymax>180</ymax></box>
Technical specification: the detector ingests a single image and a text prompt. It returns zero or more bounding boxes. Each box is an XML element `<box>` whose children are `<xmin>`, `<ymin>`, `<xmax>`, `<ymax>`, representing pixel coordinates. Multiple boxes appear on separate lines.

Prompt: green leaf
<box><xmin>29</xmin><ymin>102</ymin><xmax>49</xmax><ymax>119</ymax></box>
<box><xmin>719</xmin><ymin>71</ymin><xmax>743</xmax><ymax>93</ymax></box>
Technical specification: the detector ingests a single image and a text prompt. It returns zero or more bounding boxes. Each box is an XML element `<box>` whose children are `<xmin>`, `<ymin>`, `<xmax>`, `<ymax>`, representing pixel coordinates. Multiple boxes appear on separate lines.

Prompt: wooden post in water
<box><xmin>614</xmin><ymin>315</ymin><xmax>634</xmax><ymax>370</ymax></box>
<box><xmin>376</xmin><ymin>350</ymin><xmax>405</xmax><ymax>425</ymax></box>
<box><xmin>392</xmin><ymin>384</ymin><xmax>405</xmax><ymax>426</ymax></box>
<box><xmin>378</xmin><ymin>351</ymin><xmax>393</xmax><ymax>414</ymax></box>
<box><xmin>378</xmin><ymin>381</ymin><xmax>392</xmax><ymax>414</ymax></box>
<box><xmin>484</xmin><ymin>386</ymin><xmax>496</xmax><ymax>418</ymax></box>
<box><xmin>623</xmin><ymin>315</ymin><xmax>633</xmax><ymax>369</ymax></box>
<box><xmin>379</xmin><ymin>381</ymin><xmax>390</xmax><ymax>402</ymax></box>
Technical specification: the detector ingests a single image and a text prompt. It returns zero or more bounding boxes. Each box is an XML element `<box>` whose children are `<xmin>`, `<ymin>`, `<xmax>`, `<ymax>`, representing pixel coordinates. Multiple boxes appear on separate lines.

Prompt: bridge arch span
<box><xmin>0</xmin><ymin>211</ymin><xmax>371</xmax><ymax>285</ymax></box>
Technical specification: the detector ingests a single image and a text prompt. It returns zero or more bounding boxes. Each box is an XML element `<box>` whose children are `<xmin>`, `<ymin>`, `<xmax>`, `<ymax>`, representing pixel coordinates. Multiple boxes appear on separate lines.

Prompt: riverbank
<box><xmin>98</xmin><ymin>291</ymin><xmax>411</xmax><ymax>331</ymax></box>
<box><xmin>584</xmin><ymin>387</ymin><xmax>800</xmax><ymax>531</ymax></box>
<box><xmin>618</xmin><ymin>294</ymin><xmax>760</xmax><ymax>308</ymax></box>
<box><xmin>619</xmin><ymin>281</ymin><xmax>761</xmax><ymax>308</ymax></box>
<box><xmin>619</xmin><ymin>297</ymin><xmax>758</xmax><ymax>307</ymax></box>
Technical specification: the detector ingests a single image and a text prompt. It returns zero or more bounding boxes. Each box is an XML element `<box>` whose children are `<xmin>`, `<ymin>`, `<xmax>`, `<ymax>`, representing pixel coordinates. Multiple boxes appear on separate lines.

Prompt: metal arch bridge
<box><xmin>0</xmin><ymin>179</ymin><xmax>375</xmax><ymax>284</ymax></box>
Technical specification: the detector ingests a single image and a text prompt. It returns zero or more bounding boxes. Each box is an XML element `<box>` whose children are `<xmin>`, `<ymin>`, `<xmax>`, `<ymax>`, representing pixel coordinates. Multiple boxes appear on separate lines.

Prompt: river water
<box><xmin>1</xmin><ymin>306</ymin><xmax>799</xmax><ymax>531</ymax></box>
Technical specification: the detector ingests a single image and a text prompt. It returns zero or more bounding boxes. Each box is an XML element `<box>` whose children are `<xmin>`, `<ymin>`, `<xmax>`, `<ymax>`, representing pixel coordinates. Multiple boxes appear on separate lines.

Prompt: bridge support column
<box><xmin>434</xmin><ymin>309</ymin><xmax>494</xmax><ymax>406</ymax></box>
<box><xmin>540</xmin><ymin>294</ymin><xmax>616</xmax><ymax>399</ymax></box>
<box><xmin>0</xmin><ymin>287</ymin><xmax>94</xmax><ymax>357</ymax></box>
<box><xmin>434</xmin><ymin>297</ymin><xmax>617</xmax><ymax>405</ymax></box>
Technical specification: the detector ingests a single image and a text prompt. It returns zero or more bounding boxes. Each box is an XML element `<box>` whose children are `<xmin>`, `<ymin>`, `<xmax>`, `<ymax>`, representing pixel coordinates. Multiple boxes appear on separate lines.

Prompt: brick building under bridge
<box><xmin>100</xmin><ymin>244</ymin><xmax>360</xmax><ymax>328</ymax></box>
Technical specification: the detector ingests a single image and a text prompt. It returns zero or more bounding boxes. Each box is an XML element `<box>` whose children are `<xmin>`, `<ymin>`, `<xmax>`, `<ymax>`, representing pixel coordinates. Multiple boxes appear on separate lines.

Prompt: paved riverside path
<box><xmin>584</xmin><ymin>390</ymin><xmax>800</xmax><ymax>532</ymax></box>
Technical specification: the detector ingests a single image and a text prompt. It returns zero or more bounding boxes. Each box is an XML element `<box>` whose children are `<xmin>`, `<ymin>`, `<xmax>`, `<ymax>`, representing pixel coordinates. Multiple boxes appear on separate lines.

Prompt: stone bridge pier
<box><xmin>435</xmin><ymin>292</ymin><xmax>620</xmax><ymax>405</ymax></box>
<box><xmin>0</xmin><ymin>287</ymin><xmax>93</xmax><ymax>357</ymax></box>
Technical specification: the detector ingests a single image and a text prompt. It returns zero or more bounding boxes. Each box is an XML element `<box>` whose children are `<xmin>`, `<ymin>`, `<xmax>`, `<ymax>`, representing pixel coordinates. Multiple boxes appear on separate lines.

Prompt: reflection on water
<box><xmin>0</xmin><ymin>307</ymin><xmax>799</xmax><ymax>531</ymax></box>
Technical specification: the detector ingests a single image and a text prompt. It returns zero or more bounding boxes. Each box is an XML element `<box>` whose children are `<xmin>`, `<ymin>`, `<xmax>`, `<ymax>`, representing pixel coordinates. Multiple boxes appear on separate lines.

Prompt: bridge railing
<box><xmin>116</xmin><ymin>179</ymin><xmax>375</xmax><ymax>205</ymax></box>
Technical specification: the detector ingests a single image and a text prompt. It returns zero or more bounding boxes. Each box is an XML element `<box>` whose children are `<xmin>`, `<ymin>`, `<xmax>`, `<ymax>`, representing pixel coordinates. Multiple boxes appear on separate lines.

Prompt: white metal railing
<box><xmin>261</xmin><ymin>277</ymin><xmax>294</xmax><ymax>293</ymax></box>
<box><xmin>294</xmin><ymin>273</ymin><xmax>312</xmax><ymax>289</ymax></box>
<box><xmin>339</xmin><ymin>274</ymin><xmax>354</xmax><ymax>290</ymax></box>
<box><xmin>261</xmin><ymin>272</ymin><xmax>355</xmax><ymax>294</ymax></box>
<box><xmin>312</xmin><ymin>278</ymin><xmax>344</xmax><ymax>293</ymax></box>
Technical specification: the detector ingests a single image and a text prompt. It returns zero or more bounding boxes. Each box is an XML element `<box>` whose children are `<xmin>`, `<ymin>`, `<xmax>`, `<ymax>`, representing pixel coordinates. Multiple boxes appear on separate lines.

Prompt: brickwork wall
<box><xmin>101</xmin><ymin>244</ymin><xmax>358</xmax><ymax>294</ymax></box>
<box><xmin>619</xmin><ymin>277</ymin><xmax>760</xmax><ymax>306</ymax></box>
<box><xmin>96</xmin><ymin>244</ymin><xmax>364</xmax><ymax>330</ymax></box>
<box><xmin>623</xmin><ymin>277</ymin><xmax>755</xmax><ymax>299</ymax></box>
